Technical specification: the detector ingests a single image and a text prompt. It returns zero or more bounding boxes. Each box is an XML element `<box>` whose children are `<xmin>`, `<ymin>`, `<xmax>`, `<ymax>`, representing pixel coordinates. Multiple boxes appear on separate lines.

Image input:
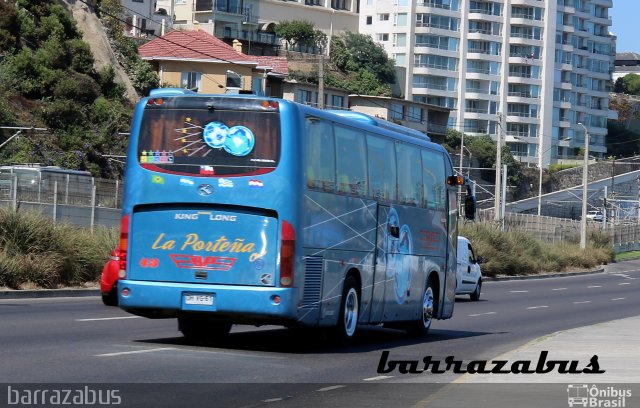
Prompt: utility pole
<box><xmin>494</xmin><ymin>113</ymin><xmax>504</xmax><ymax>221</ymax></box>
<box><xmin>578</xmin><ymin>122</ymin><xmax>589</xmax><ymax>250</ymax></box>
<box><xmin>318</xmin><ymin>55</ymin><xmax>324</xmax><ymax>109</ymax></box>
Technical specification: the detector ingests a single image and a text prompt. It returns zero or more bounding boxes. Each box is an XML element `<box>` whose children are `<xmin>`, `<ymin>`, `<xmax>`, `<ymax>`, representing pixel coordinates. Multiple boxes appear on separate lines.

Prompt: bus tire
<box><xmin>332</xmin><ymin>276</ymin><xmax>360</xmax><ymax>345</ymax></box>
<box><xmin>178</xmin><ymin>315</ymin><xmax>232</xmax><ymax>342</ymax></box>
<box><xmin>406</xmin><ymin>277</ymin><xmax>435</xmax><ymax>337</ymax></box>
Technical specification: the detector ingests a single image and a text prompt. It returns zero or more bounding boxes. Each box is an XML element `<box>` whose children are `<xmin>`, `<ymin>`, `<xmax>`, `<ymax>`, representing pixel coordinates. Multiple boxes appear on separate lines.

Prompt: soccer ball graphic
<box><xmin>203</xmin><ymin>122</ymin><xmax>229</xmax><ymax>148</ymax></box>
<box><xmin>224</xmin><ymin>126</ymin><xmax>255</xmax><ymax>156</ymax></box>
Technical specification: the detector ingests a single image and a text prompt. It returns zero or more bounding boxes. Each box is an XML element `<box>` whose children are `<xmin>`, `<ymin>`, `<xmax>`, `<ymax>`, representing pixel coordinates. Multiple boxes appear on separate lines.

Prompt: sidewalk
<box><xmin>458</xmin><ymin>314</ymin><xmax>640</xmax><ymax>383</ymax></box>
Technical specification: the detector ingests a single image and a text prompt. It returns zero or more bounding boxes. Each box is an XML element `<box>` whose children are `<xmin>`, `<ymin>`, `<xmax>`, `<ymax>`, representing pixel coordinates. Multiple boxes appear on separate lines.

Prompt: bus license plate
<box><xmin>184</xmin><ymin>293</ymin><xmax>214</xmax><ymax>305</ymax></box>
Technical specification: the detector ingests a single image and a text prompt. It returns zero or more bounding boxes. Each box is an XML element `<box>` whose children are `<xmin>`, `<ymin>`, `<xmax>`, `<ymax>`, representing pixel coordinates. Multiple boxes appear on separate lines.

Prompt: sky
<box><xmin>609</xmin><ymin>0</ymin><xmax>639</xmax><ymax>54</ymax></box>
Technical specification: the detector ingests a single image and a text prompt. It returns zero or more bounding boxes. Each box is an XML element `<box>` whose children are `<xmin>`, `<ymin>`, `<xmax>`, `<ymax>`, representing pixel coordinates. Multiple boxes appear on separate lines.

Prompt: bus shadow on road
<box><xmin>135</xmin><ymin>326</ymin><xmax>497</xmax><ymax>354</ymax></box>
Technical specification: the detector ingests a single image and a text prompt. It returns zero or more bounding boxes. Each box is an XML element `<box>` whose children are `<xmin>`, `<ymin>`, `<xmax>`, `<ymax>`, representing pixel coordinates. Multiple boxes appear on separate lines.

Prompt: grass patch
<box><xmin>0</xmin><ymin>208</ymin><xmax>117</xmax><ymax>289</ymax></box>
<box><xmin>614</xmin><ymin>251</ymin><xmax>640</xmax><ymax>262</ymax></box>
<box><xmin>460</xmin><ymin>222</ymin><xmax>614</xmax><ymax>277</ymax></box>
<box><xmin>549</xmin><ymin>163</ymin><xmax>579</xmax><ymax>172</ymax></box>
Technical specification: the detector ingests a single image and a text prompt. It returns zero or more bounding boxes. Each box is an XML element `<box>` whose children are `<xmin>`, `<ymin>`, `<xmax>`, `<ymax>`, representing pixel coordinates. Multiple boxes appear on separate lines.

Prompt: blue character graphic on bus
<box><xmin>385</xmin><ymin>208</ymin><xmax>413</xmax><ymax>304</ymax></box>
<box><xmin>203</xmin><ymin>121</ymin><xmax>255</xmax><ymax>156</ymax></box>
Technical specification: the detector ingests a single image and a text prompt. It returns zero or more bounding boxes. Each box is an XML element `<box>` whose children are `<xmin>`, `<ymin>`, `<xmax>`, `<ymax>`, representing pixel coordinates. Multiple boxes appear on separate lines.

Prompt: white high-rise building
<box><xmin>359</xmin><ymin>0</ymin><xmax>615</xmax><ymax>166</ymax></box>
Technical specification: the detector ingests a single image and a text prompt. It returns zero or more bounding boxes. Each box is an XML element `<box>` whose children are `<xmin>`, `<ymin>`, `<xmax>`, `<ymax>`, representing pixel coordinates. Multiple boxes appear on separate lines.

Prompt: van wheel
<box><xmin>332</xmin><ymin>276</ymin><xmax>359</xmax><ymax>344</ymax></box>
<box><xmin>178</xmin><ymin>316</ymin><xmax>232</xmax><ymax>342</ymax></box>
<box><xmin>406</xmin><ymin>278</ymin><xmax>435</xmax><ymax>337</ymax></box>
<box><xmin>470</xmin><ymin>279</ymin><xmax>481</xmax><ymax>301</ymax></box>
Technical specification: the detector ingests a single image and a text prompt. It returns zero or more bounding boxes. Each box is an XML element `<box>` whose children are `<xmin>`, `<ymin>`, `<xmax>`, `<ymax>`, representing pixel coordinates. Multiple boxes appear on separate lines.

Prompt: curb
<box><xmin>484</xmin><ymin>267</ymin><xmax>605</xmax><ymax>282</ymax></box>
<box><xmin>0</xmin><ymin>288</ymin><xmax>100</xmax><ymax>300</ymax></box>
<box><xmin>0</xmin><ymin>268</ymin><xmax>607</xmax><ymax>299</ymax></box>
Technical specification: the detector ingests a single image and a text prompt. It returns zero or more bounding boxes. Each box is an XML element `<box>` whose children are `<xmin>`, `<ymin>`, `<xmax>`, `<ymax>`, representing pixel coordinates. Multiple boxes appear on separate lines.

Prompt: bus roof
<box><xmin>142</xmin><ymin>89</ymin><xmax>444</xmax><ymax>153</ymax></box>
<box><xmin>323</xmin><ymin>110</ymin><xmax>431</xmax><ymax>142</ymax></box>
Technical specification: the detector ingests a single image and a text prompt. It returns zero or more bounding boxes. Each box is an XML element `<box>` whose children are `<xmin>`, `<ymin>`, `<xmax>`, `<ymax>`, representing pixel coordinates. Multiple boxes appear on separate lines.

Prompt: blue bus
<box><xmin>118</xmin><ymin>88</ymin><xmax>469</xmax><ymax>343</ymax></box>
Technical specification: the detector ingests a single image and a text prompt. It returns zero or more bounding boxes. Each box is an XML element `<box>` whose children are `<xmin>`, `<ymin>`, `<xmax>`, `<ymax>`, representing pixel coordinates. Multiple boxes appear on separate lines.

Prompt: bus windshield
<box><xmin>138</xmin><ymin>99</ymin><xmax>281</xmax><ymax>176</ymax></box>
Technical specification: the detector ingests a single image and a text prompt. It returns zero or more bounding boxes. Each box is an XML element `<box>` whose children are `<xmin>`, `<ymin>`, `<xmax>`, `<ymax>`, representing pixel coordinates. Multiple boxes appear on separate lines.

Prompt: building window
<box><xmin>366</xmin><ymin>16</ymin><xmax>373</xmax><ymax>25</ymax></box>
<box><xmin>181</xmin><ymin>71</ymin><xmax>201</xmax><ymax>91</ymax></box>
<box><xmin>226</xmin><ymin>70</ymin><xmax>242</xmax><ymax>89</ymax></box>
<box><xmin>389</xmin><ymin>103</ymin><xmax>403</xmax><ymax>120</ymax></box>
<box><xmin>331</xmin><ymin>95</ymin><xmax>344</xmax><ymax>108</ymax></box>
<box><xmin>377</xmin><ymin>33</ymin><xmax>389</xmax><ymax>42</ymax></box>
<box><xmin>298</xmin><ymin>89</ymin><xmax>313</xmax><ymax>104</ymax></box>
<box><xmin>408</xmin><ymin>106</ymin><xmax>422</xmax><ymax>123</ymax></box>
<box><xmin>379</xmin><ymin>13</ymin><xmax>389</xmax><ymax>21</ymax></box>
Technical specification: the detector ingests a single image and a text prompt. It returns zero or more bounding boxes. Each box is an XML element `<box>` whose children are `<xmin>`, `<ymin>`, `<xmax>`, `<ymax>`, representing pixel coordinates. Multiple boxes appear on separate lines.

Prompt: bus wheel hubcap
<box><xmin>422</xmin><ymin>287</ymin><xmax>434</xmax><ymax>327</ymax></box>
<box><xmin>344</xmin><ymin>288</ymin><xmax>358</xmax><ymax>337</ymax></box>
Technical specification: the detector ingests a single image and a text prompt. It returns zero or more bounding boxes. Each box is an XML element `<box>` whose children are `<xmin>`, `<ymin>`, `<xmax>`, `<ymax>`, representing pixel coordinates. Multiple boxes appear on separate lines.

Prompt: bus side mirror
<box><xmin>464</xmin><ymin>196</ymin><xmax>476</xmax><ymax>221</ymax></box>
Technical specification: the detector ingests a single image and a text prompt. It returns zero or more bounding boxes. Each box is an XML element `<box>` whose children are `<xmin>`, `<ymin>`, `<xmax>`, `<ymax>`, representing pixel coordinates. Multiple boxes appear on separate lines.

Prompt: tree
<box><xmin>615</xmin><ymin>74</ymin><xmax>640</xmax><ymax>96</ymax></box>
<box><xmin>275</xmin><ymin>20</ymin><xmax>320</xmax><ymax>50</ymax></box>
<box><xmin>331</xmin><ymin>32</ymin><xmax>397</xmax><ymax>85</ymax></box>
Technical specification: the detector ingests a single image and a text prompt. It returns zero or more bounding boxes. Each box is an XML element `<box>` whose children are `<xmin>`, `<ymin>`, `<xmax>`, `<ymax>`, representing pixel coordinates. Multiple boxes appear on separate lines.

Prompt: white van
<box><xmin>456</xmin><ymin>236</ymin><xmax>482</xmax><ymax>301</ymax></box>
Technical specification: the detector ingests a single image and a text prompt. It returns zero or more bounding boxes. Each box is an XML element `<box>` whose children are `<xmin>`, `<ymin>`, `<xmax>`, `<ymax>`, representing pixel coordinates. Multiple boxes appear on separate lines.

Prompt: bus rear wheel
<box><xmin>405</xmin><ymin>278</ymin><xmax>435</xmax><ymax>337</ymax></box>
<box><xmin>332</xmin><ymin>276</ymin><xmax>360</xmax><ymax>345</ymax></box>
<box><xmin>178</xmin><ymin>315</ymin><xmax>232</xmax><ymax>342</ymax></box>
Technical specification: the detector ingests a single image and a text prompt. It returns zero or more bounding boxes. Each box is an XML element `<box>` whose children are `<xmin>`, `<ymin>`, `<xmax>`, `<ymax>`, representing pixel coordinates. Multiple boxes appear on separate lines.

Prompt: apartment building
<box><xmin>171</xmin><ymin>0</ymin><xmax>359</xmax><ymax>55</ymax></box>
<box><xmin>359</xmin><ymin>0</ymin><xmax>615</xmax><ymax>166</ymax></box>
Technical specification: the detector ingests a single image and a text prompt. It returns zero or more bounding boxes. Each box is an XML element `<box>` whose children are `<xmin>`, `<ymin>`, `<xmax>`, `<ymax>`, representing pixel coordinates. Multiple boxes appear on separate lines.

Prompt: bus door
<box><xmin>374</xmin><ymin>206</ymin><xmax>415</xmax><ymax>322</ymax></box>
<box><xmin>368</xmin><ymin>204</ymin><xmax>389</xmax><ymax>323</ymax></box>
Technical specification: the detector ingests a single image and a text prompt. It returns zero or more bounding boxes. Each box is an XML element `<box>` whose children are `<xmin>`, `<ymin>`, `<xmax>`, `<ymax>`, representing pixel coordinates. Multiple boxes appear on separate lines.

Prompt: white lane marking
<box><xmin>588</xmin><ymin>285</ymin><xmax>602</xmax><ymax>288</ymax></box>
<box><xmin>552</xmin><ymin>288</ymin><xmax>567</xmax><ymax>291</ymax></box>
<box><xmin>263</xmin><ymin>398</ymin><xmax>286</xmax><ymax>403</ymax></box>
<box><xmin>363</xmin><ymin>376</ymin><xmax>393</xmax><ymax>381</ymax></box>
<box><xmin>526</xmin><ymin>306</ymin><xmax>549</xmax><ymax>310</ymax></box>
<box><xmin>611</xmin><ymin>298</ymin><xmax>626</xmax><ymax>301</ymax></box>
<box><xmin>96</xmin><ymin>347</ymin><xmax>174</xmax><ymax>357</ymax></box>
<box><xmin>573</xmin><ymin>301</ymin><xmax>591</xmax><ymax>304</ymax></box>
<box><xmin>619</xmin><ymin>283</ymin><xmax>631</xmax><ymax>286</ymax></box>
<box><xmin>613</xmin><ymin>273</ymin><xmax>636</xmax><ymax>280</ymax></box>
<box><xmin>317</xmin><ymin>385</ymin><xmax>346</xmax><ymax>392</ymax></box>
<box><xmin>468</xmin><ymin>312</ymin><xmax>497</xmax><ymax>317</ymax></box>
<box><xmin>76</xmin><ymin>316</ymin><xmax>141</xmax><ymax>322</ymax></box>
<box><xmin>509</xmin><ymin>290</ymin><xmax>529</xmax><ymax>293</ymax></box>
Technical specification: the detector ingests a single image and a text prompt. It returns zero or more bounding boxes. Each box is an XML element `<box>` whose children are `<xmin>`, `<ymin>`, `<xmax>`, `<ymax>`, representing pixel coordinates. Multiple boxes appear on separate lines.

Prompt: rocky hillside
<box><xmin>59</xmin><ymin>0</ymin><xmax>137</xmax><ymax>104</ymax></box>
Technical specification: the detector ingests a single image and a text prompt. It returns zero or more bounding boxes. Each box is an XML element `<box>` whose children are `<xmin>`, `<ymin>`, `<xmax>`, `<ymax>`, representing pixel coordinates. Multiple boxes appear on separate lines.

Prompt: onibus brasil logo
<box><xmin>567</xmin><ymin>385</ymin><xmax>632</xmax><ymax>408</ymax></box>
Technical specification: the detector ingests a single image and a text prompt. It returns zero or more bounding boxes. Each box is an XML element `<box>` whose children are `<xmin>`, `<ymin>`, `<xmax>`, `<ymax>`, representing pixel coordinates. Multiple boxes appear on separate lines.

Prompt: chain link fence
<box><xmin>0</xmin><ymin>172</ymin><xmax>122</xmax><ymax>230</ymax></box>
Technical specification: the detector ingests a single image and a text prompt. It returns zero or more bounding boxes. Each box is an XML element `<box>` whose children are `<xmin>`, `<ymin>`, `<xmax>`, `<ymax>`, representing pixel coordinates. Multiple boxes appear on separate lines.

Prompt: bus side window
<box><xmin>396</xmin><ymin>143</ymin><xmax>422</xmax><ymax>207</ymax></box>
<box><xmin>335</xmin><ymin>125</ymin><xmax>367</xmax><ymax>197</ymax></box>
<box><xmin>422</xmin><ymin>149</ymin><xmax>445</xmax><ymax>210</ymax></box>
<box><xmin>305</xmin><ymin>117</ymin><xmax>336</xmax><ymax>192</ymax></box>
<box><xmin>367</xmin><ymin>135</ymin><xmax>396</xmax><ymax>203</ymax></box>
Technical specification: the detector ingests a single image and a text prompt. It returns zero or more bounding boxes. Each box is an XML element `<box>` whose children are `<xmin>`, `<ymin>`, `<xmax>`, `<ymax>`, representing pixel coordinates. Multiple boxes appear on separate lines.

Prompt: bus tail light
<box><xmin>118</xmin><ymin>214</ymin><xmax>130</xmax><ymax>278</ymax></box>
<box><xmin>280</xmin><ymin>220</ymin><xmax>295</xmax><ymax>287</ymax></box>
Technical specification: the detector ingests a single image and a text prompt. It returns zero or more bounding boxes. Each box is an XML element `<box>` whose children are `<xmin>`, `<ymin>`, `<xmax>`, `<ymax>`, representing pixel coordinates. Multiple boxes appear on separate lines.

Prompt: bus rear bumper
<box><xmin>118</xmin><ymin>280</ymin><xmax>295</xmax><ymax>321</ymax></box>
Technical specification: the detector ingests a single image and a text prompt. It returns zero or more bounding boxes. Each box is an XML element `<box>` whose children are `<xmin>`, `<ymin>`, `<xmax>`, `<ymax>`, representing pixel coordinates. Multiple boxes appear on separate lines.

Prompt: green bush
<box><xmin>460</xmin><ymin>222</ymin><xmax>614</xmax><ymax>277</ymax></box>
<box><xmin>0</xmin><ymin>209</ymin><xmax>117</xmax><ymax>289</ymax></box>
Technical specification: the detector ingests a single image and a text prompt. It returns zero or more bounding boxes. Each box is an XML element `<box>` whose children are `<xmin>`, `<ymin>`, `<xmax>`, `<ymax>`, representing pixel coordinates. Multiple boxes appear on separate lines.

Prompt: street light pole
<box><xmin>537</xmin><ymin>133</ymin><xmax>544</xmax><ymax>216</ymax></box>
<box><xmin>495</xmin><ymin>113</ymin><xmax>504</xmax><ymax>221</ymax></box>
<box><xmin>578</xmin><ymin>122</ymin><xmax>589</xmax><ymax>250</ymax></box>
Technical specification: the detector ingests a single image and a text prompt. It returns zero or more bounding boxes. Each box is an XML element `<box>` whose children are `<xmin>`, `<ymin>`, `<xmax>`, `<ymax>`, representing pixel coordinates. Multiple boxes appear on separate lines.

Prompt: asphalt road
<box><xmin>1</xmin><ymin>261</ymin><xmax>639</xmax><ymax>407</ymax></box>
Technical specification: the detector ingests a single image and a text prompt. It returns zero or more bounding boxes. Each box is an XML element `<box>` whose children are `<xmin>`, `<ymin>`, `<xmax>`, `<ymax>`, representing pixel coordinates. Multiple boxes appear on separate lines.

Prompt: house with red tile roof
<box><xmin>138</xmin><ymin>29</ymin><xmax>289</xmax><ymax>96</ymax></box>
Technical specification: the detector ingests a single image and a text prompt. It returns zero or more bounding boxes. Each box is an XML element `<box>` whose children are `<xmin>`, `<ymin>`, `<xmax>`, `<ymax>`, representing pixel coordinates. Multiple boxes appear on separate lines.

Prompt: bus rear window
<box><xmin>137</xmin><ymin>105</ymin><xmax>280</xmax><ymax>176</ymax></box>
